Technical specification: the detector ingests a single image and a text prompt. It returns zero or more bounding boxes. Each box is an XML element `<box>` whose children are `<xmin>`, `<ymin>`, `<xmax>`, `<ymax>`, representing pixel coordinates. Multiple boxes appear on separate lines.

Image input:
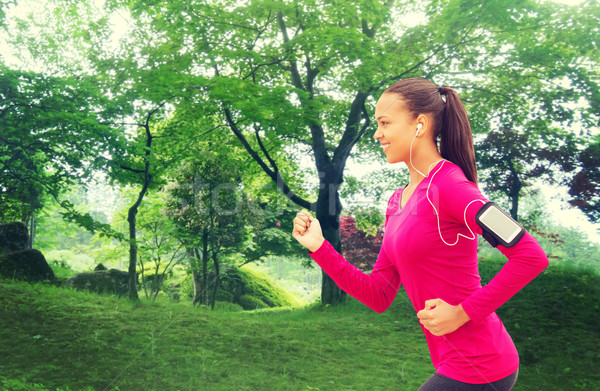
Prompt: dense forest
<box><xmin>0</xmin><ymin>0</ymin><xmax>599</xmax><ymax>390</ymax></box>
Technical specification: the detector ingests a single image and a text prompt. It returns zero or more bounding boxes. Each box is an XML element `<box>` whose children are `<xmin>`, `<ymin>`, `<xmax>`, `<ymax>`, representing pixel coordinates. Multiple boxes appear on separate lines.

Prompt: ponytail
<box><xmin>439</xmin><ymin>87</ymin><xmax>478</xmax><ymax>184</ymax></box>
<box><xmin>384</xmin><ymin>78</ymin><xmax>478</xmax><ymax>184</ymax></box>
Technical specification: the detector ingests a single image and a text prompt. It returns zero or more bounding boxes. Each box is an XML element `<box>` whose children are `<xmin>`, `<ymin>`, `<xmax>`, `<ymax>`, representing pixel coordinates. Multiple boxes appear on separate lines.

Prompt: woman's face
<box><xmin>373</xmin><ymin>92</ymin><xmax>418</xmax><ymax>164</ymax></box>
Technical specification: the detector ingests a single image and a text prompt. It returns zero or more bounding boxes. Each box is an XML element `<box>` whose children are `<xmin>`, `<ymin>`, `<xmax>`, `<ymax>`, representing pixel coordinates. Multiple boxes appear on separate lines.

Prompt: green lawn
<box><xmin>0</xmin><ymin>258</ymin><xmax>599</xmax><ymax>391</ymax></box>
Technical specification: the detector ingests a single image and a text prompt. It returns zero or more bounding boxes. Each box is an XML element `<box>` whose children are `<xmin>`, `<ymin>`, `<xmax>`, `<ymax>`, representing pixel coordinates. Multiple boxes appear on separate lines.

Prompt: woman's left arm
<box><xmin>419</xmin><ymin>167</ymin><xmax>548</xmax><ymax>333</ymax></box>
<box><xmin>460</xmin><ymin>231</ymin><xmax>548</xmax><ymax>322</ymax></box>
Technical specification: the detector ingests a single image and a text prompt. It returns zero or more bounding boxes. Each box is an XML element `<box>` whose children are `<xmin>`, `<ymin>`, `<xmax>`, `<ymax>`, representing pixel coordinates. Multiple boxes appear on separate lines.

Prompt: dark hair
<box><xmin>384</xmin><ymin>77</ymin><xmax>478</xmax><ymax>184</ymax></box>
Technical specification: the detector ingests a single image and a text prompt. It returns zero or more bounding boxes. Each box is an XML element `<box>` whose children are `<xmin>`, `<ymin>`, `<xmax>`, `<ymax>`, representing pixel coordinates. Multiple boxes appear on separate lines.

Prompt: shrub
<box><xmin>238</xmin><ymin>294</ymin><xmax>268</xmax><ymax>310</ymax></box>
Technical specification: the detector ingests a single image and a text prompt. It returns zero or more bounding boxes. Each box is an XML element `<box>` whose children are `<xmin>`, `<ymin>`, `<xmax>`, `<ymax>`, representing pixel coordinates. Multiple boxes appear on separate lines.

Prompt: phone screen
<box><xmin>478</xmin><ymin>205</ymin><xmax>522</xmax><ymax>243</ymax></box>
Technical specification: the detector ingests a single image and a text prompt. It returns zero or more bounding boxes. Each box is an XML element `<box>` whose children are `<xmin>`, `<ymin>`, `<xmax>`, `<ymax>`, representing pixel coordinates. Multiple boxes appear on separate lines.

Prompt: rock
<box><xmin>0</xmin><ymin>222</ymin><xmax>29</xmax><ymax>256</ymax></box>
<box><xmin>64</xmin><ymin>269</ymin><xmax>129</xmax><ymax>296</ymax></box>
<box><xmin>94</xmin><ymin>263</ymin><xmax>108</xmax><ymax>271</ymax></box>
<box><xmin>0</xmin><ymin>249</ymin><xmax>56</xmax><ymax>282</ymax></box>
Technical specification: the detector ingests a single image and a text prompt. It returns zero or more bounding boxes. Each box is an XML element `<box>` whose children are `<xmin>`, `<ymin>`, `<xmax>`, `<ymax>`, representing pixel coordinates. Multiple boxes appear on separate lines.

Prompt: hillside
<box><xmin>0</xmin><ymin>258</ymin><xmax>599</xmax><ymax>391</ymax></box>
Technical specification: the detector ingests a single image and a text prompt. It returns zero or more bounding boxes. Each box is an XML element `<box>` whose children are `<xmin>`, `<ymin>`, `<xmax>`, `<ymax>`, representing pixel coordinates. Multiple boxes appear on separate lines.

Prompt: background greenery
<box><xmin>1</xmin><ymin>257</ymin><xmax>599</xmax><ymax>391</ymax></box>
<box><xmin>0</xmin><ymin>0</ymin><xmax>599</xmax><ymax>389</ymax></box>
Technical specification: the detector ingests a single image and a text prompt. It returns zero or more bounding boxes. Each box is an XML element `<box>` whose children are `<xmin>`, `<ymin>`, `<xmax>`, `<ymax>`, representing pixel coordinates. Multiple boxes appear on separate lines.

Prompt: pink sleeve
<box><xmin>461</xmin><ymin>232</ymin><xmax>549</xmax><ymax>321</ymax></box>
<box><xmin>310</xmin><ymin>240</ymin><xmax>402</xmax><ymax>313</ymax></box>
<box><xmin>439</xmin><ymin>168</ymin><xmax>549</xmax><ymax>322</ymax></box>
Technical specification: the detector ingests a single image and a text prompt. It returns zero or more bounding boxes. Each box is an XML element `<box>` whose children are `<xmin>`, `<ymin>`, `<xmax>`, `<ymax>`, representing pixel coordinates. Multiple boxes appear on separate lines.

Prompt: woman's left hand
<box><xmin>416</xmin><ymin>298</ymin><xmax>471</xmax><ymax>336</ymax></box>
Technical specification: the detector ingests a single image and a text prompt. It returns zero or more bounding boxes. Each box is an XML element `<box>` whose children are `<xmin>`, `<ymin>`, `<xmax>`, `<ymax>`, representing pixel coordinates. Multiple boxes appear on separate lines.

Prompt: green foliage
<box><xmin>45</xmin><ymin>250</ymin><xmax>95</xmax><ymax>273</ymax></box>
<box><xmin>351</xmin><ymin>207</ymin><xmax>385</xmax><ymax>237</ymax></box>
<box><xmin>224</xmin><ymin>266</ymin><xmax>304</xmax><ymax>309</ymax></box>
<box><xmin>1</xmin><ymin>259</ymin><xmax>600</xmax><ymax>390</ymax></box>
<box><xmin>0</xmin><ymin>65</ymin><xmax>124</xmax><ymax>223</ymax></box>
<box><xmin>455</xmin><ymin>1</ymin><xmax>600</xmax><ymax>219</ymax></box>
<box><xmin>340</xmin><ymin>167</ymin><xmax>409</xmax><ymax>211</ymax></box>
<box><xmin>179</xmin><ymin>264</ymin><xmax>304</xmax><ymax>309</ymax></box>
<box><xmin>2</xmin><ymin>0</ymin><xmax>599</xmax><ymax>310</ymax></box>
<box><xmin>47</xmin><ymin>261</ymin><xmax>77</xmax><ymax>281</ymax></box>
<box><xmin>568</xmin><ymin>136</ymin><xmax>600</xmax><ymax>222</ymax></box>
<box><xmin>534</xmin><ymin>225</ymin><xmax>600</xmax><ymax>272</ymax></box>
<box><xmin>34</xmin><ymin>195</ymin><xmax>97</xmax><ymax>253</ymax></box>
<box><xmin>238</xmin><ymin>294</ymin><xmax>269</xmax><ymax>310</ymax></box>
<box><xmin>0</xmin><ymin>376</ymin><xmax>98</xmax><ymax>391</ymax></box>
<box><xmin>133</xmin><ymin>192</ymin><xmax>186</xmax><ymax>299</ymax></box>
<box><xmin>248</xmin><ymin>255</ymin><xmax>322</xmax><ymax>304</ymax></box>
<box><xmin>164</xmin><ymin>146</ymin><xmax>248</xmax><ymax>253</ymax></box>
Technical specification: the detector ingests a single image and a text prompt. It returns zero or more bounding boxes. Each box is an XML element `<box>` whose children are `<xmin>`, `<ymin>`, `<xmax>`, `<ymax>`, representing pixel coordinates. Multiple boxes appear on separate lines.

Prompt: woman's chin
<box><xmin>385</xmin><ymin>155</ymin><xmax>399</xmax><ymax>164</ymax></box>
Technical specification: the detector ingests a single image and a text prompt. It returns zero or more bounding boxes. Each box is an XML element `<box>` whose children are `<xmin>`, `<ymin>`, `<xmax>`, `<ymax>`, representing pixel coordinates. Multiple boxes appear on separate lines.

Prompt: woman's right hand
<box><xmin>292</xmin><ymin>210</ymin><xmax>325</xmax><ymax>253</ymax></box>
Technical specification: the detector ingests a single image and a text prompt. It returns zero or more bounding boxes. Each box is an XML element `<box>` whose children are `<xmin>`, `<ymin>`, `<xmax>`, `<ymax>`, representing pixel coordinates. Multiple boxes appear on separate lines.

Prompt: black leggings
<box><xmin>418</xmin><ymin>370</ymin><xmax>518</xmax><ymax>391</ymax></box>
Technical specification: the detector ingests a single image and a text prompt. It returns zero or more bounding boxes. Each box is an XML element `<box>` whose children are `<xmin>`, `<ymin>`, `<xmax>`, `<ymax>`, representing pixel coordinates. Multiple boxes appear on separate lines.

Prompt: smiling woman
<box><xmin>293</xmin><ymin>77</ymin><xmax>549</xmax><ymax>391</ymax></box>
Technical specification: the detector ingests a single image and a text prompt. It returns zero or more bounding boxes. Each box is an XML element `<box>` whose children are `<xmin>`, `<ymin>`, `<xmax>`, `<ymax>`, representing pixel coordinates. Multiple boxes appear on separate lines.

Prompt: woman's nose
<box><xmin>373</xmin><ymin>127</ymin><xmax>381</xmax><ymax>140</ymax></box>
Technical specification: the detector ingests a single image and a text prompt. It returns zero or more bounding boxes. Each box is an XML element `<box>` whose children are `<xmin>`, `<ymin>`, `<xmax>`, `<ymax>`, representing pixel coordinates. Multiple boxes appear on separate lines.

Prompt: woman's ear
<box><xmin>415</xmin><ymin>114</ymin><xmax>429</xmax><ymax>136</ymax></box>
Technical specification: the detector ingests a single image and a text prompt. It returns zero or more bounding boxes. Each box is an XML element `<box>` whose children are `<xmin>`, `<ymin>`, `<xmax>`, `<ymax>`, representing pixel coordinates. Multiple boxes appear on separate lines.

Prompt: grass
<box><xmin>0</xmin><ymin>257</ymin><xmax>599</xmax><ymax>391</ymax></box>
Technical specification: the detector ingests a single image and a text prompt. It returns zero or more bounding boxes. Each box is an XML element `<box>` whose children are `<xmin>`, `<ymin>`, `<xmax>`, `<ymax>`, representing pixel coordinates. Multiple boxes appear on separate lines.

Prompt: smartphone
<box><xmin>476</xmin><ymin>202</ymin><xmax>525</xmax><ymax>247</ymax></box>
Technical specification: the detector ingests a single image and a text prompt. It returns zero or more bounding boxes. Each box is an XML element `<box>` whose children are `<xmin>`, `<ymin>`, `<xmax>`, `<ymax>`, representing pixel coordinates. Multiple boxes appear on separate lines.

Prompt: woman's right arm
<box><xmin>293</xmin><ymin>211</ymin><xmax>401</xmax><ymax>313</ymax></box>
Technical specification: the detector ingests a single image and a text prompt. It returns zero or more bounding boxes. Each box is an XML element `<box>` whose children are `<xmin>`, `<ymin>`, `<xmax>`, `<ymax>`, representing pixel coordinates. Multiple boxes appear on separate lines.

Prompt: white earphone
<box><xmin>416</xmin><ymin>123</ymin><xmax>423</xmax><ymax>135</ymax></box>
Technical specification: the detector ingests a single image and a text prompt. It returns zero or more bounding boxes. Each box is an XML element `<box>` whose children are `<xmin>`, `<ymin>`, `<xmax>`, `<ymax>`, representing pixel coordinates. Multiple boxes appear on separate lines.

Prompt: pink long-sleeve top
<box><xmin>309</xmin><ymin>160</ymin><xmax>548</xmax><ymax>384</ymax></box>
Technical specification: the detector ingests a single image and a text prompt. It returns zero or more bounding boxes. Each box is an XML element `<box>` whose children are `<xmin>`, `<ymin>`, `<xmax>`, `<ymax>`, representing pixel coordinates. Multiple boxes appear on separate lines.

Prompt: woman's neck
<box><xmin>407</xmin><ymin>155</ymin><xmax>444</xmax><ymax>185</ymax></box>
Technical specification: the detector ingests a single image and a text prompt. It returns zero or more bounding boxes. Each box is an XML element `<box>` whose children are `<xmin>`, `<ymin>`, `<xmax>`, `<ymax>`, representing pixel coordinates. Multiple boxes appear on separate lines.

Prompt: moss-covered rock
<box><xmin>0</xmin><ymin>222</ymin><xmax>28</xmax><ymax>257</ymax></box>
<box><xmin>64</xmin><ymin>269</ymin><xmax>129</xmax><ymax>296</ymax></box>
<box><xmin>238</xmin><ymin>294</ymin><xmax>268</xmax><ymax>310</ymax></box>
<box><xmin>0</xmin><ymin>249</ymin><xmax>55</xmax><ymax>282</ymax></box>
<box><xmin>176</xmin><ymin>266</ymin><xmax>303</xmax><ymax>309</ymax></box>
<box><xmin>219</xmin><ymin>266</ymin><xmax>302</xmax><ymax>309</ymax></box>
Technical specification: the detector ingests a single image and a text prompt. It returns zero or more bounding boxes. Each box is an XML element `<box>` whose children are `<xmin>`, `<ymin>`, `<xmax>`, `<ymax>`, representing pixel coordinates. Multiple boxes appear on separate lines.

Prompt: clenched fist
<box><xmin>292</xmin><ymin>210</ymin><xmax>325</xmax><ymax>253</ymax></box>
<box><xmin>417</xmin><ymin>298</ymin><xmax>470</xmax><ymax>336</ymax></box>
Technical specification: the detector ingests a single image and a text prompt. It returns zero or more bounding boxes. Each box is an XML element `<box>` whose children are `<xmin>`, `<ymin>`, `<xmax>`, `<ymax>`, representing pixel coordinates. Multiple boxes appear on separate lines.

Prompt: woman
<box><xmin>292</xmin><ymin>77</ymin><xmax>548</xmax><ymax>390</ymax></box>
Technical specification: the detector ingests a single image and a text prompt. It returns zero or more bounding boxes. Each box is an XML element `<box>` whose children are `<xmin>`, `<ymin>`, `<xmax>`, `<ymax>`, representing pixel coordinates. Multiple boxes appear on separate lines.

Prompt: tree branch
<box><xmin>120</xmin><ymin>165</ymin><xmax>145</xmax><ymax>174</ymax></box>
<box><xmin>254</xmin><ymin>125</ymin><xmax>279</xmax><ymax>171</ymax></box>
<box><xmin>223</xmin><ymin>108</ymin><xmax>312</xmax><ymax>209</ymax></box>
<box><xmin>333</xmin><ymin>91</ymin><xmax>370</xmax><ymax>173</ymax></box>
<box><xmin>277</xmin><ymin>12</ymin><xmax>304</xmax><ymax>90</ymax></box>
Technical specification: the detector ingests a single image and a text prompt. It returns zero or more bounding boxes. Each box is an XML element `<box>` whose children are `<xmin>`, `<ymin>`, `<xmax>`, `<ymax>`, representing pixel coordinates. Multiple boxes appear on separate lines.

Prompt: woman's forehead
<box><xmin>375</xmin><ymin>93</ymin><xmax>405</xmax><ymax>118</ymax></box>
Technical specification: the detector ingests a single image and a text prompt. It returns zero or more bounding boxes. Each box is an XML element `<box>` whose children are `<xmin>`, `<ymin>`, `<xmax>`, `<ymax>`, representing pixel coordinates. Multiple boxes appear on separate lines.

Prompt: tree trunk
<box><xmin>124</xmin><ymin>103</ymin><xmax>163</xmax><ymax>300</ymax></box>
<box><xmin>27</xmin><ymin>215</ymin><xmax>35</xmax><ymax>250</ymax></box>
<box><xmin>202</xmin><ymin>229</ymin><xmax>209</xmax><ymax>305</ymax></box>
<box><xmin>190</xmin><ymin>248</ymin><xmax>202</xmax><ymax>305</ymax></box>
<box><xmin>224</xmin><ymin>87</ymin><xmax>368</xmax><ymax>306</ymax></box>
<box><xmin>127</xmin><ymin>207</ymin><xmax>140</xmax><ymax>300</ymax></box>
<box><xmin>210</xmin><ymin>254</ymin><xmax>220</xmax><ymax>310</ymax></box>
<box><xmin>192</xmin><ymin>228</ymin><xmax>210</xmax><ymax>306</ymax></box>
<box><xmin>317</xmin><ymin>176</ymin><xmax>346</xmax><ymax>305</ymax></box>
<box><xmin>508</xmin><ymin>161</ymin><xmax>522</xmax><ymax>220</ymax></box>
<box><xmin>126</xmin><ymin>169</ymin><xmax>152</xmax><ymax>300</ymax></box>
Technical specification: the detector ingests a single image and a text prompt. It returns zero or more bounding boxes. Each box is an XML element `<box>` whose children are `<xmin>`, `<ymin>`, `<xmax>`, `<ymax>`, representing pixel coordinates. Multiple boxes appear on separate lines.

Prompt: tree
<box><xmin>6</xmin><ymin>0</ymin><xmax>599</xmax><ymax>304</ymax></box>
<box><xmin>568</xmin><ymin>138</ymin><xmax>600</xmax><ymax>223</ymax></box>
<box><xmin>102</xmin><ymin>0</ymin><xmax>600</xmax><ymax>304</ymax></box>
<box><xmin>106</xmin><ymin>0</ymin><xmax>477</xmax><ymax>303</ymax></box>
<box><xmin>340</xmin><ymin>214</ymin><xmax>384</xmax><ymax>272</ymax></box>
<box><xmin>477</xmin><ymin>126</ymin><xmax>578</xmax><ymax>219</ymax></box>
<box><xmin>109</xmin><ymin>102</ymin><xmax>171</xmax><ymax>300</ymax></box>
<box><xmin>454</xmin><ymin>2</ymin><xmax>600</xmax><ymax>220</ymax></box>
<box><xmin>136</xmin><ymin>193</ymin><xmax>186</xmax><ymax>301</ymax></box>
<box><xmin>0</xmin><ymin>64</ymin><xmax>125</xmax><ymax>240</ymax></box>
<box><xmin>165</xmin><ymin>149</ymin><xmax>249</xmax><ymax>308</ymax></box>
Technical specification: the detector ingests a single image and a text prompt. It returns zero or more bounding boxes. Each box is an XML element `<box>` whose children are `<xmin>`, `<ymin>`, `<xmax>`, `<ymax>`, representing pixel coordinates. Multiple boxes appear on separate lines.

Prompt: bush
<box><xmin>174</xmin><ymin>265</ymin><xmax>303</xmax><ymax>309</ymax></box>
<box><xmin>48</xmin><ymin>260</ymin><xmax>77</xmax><ymax>281</ymax></box>
<box><xmin>238</xmin><ymin>294</ymin><xmax>268</xmax><ymax>310</ymax></box>
<box><xmin>45</xmin><ymin>250</ymin><xmax>96</xmax><ymax>272</ymax></box>
<box><xmin>219</xmin><ymin>266</ymin><xmax>303</xmax><ymax>309</ymax></box>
